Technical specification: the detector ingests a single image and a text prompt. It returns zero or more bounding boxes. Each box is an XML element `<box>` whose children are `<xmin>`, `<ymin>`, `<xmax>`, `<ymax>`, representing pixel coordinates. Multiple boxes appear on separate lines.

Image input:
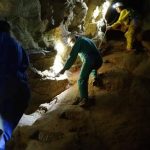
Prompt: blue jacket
<box><xmin>0</xmin><ymin>32</ymin><xmax>29</xmax><ymax>81</ymax></box>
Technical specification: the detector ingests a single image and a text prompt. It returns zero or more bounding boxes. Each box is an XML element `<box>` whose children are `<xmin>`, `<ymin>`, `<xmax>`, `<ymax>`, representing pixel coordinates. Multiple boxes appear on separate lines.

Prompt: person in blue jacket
<box><xmin>58</xmin><ymin>33</ymin><xmax>103</xmax><ymax>107</ymax></box>
<box><xmin>0</xmin><ymin>20</ymin><xmax>31</xmax><ymax>149</ymax></box>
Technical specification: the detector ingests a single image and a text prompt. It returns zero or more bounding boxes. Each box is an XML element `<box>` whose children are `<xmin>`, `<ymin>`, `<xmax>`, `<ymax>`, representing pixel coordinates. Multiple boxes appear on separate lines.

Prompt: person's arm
<box><xmin>56</xmin><ymin>40</ymin><xmax>81</xmax><ymax>76</ymax></box>
<box><xmin>111</xmin><ymin>9</ymin><xmax>130</xmax><ymax>29</ymax></box>
<box><xmin>63</xmin><ymin>38</ymin><xmax>81</xmax><ymax>71</ymax></box>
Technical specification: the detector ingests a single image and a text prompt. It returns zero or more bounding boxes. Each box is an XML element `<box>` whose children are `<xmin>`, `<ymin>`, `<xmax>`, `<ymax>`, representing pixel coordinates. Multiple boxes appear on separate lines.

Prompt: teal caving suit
<box><xmin>63</xmin><ymin>36</ymin><xmax>103</xmax><ymax>99</ymax></box>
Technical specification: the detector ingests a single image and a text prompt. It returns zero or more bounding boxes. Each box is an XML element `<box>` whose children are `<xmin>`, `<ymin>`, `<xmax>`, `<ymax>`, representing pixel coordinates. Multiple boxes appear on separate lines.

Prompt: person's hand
<box><xmin>59</xmin><ymin>69</ymin><xmax>65</xmax><ymax>74</ymax></box>
<box><xmin>106</xmin><ymin>26</ymin><xmax>111</xmax><ymax>30</ymax></box>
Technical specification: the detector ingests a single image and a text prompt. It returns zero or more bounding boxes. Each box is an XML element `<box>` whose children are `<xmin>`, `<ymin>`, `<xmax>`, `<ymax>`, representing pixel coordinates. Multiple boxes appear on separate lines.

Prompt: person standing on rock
<box><xmin>57</xmin><ymin>33</ymin><xmax>103</xmax><ymax>107</ymax></box>
<box><xmin>0</xmin><ymin>20</ymin><xmax>31</xmax><ymax>149</ymax></box>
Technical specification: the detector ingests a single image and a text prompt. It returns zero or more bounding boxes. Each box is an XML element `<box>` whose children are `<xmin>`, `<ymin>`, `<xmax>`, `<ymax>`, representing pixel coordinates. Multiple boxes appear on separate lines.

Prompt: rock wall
<box><xmin>0</xmin><ymin>0</ymin><xmax>150</xmax><ymax>49</ymax></box>
<box><xmin>0</xmin><ymin>0</ymin><xmax>44</xmax><ymax>49</ymax></box>
<box><xmin>8</xmin><ymin>48</ymin><xmax>150</xmax><ymax>150</ymax></box>
<box><xmin>1</xmin><ymin>0</ymin><xmax>150</xmax><ymax>114</ymax></box>
<box><xmin>0</xmin><ymin>0</ymin><xmax>102</xmax><ymax>49</ymax></box>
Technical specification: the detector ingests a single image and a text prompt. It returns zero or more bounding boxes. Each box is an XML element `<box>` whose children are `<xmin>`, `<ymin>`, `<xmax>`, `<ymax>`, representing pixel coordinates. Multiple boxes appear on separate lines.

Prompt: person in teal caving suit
<box><xmin>58</xmin><ymin>33</ymin><xmax>103</xmax><ymax>107</ymax></box>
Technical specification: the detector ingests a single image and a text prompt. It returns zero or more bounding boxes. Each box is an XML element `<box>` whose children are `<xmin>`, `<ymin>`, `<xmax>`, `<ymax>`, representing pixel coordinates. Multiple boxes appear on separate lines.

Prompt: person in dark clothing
<box><xmin>58</xmin><ymin>34</ymin><xmax>103</xmax><ymax>107</ymax></box>
<box><xmin>0</xmin><ymin>20</ymin><xmax>31</xmax><ymax>149</ymax></box>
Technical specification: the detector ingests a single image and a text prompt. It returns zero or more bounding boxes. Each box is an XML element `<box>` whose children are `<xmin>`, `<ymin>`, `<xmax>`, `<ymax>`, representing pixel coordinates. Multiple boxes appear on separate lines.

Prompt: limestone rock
<box><xmin>8</xmin><ymin>45</ymin><xmax>150</xmax><ymax>150</ymax></box>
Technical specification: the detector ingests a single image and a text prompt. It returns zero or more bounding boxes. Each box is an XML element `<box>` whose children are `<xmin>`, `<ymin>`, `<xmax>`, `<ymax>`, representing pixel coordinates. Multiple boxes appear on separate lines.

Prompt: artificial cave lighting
<box><xmin>92</xmin><ymin>6</ymin><xmax>100</xmax><ymax>23</ymax></box>
<box><xmin>102</xmin><ymin>0</ymin><xmax>111</xmax><ymax>20</ymax></box>
<box><xmin>67</xmin><ymin>37</ymin><xmax>74</xmax><ymax>47</ymax></box>
<box><xmin>52</xmin><ymin>55</ymin><xmax>63</xmax><ymax>73</ymax></box>
<box><xmin>92</xmin><ymin>0</ymin><xmax>110</xmax><ymax>23</ymax></box>
<box><xmin>92</xmin><ymin>0</ymin><xmax>111</xmax><ymax>40</ymax></box>
<box><xmin>54</xmin><ymin>40</ymin><xmax>65</xmax><ymax>55</ymax></box>
<box><xmin>40</xmin><ymin>40</ymin><xmax>68</xmax><ymax>80</ymax></box>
